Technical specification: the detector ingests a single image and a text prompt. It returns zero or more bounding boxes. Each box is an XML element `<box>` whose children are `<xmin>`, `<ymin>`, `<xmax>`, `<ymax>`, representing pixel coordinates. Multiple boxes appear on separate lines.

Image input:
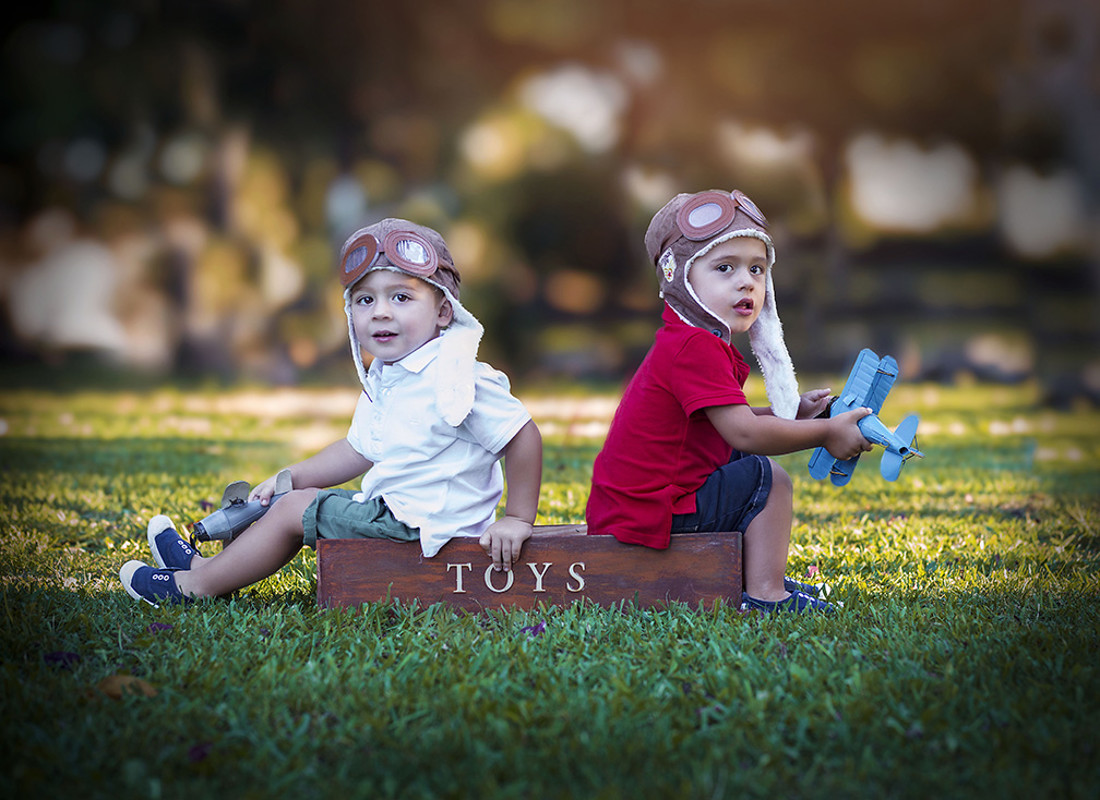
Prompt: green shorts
<box><xmin>301</xmin><ymin>489</ymin><xmax>420</xmax><ymax>549</ymax></box>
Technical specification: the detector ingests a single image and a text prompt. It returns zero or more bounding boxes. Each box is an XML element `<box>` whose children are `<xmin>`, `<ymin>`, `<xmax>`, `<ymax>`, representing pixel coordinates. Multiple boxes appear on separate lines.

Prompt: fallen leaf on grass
<box><xmin>520</xmin><ymin>620</ymin><xmax>547</xmax><ymax>637</ymax></box>
<box><xmin>95</xmin><ymin>674</ymin><xmax>158</xmax><ymax>699</ymax></box>
<box><xmin>188</xmin><ymin>742</ymin><xmax>213</xmax><ymax>762</ymax></box>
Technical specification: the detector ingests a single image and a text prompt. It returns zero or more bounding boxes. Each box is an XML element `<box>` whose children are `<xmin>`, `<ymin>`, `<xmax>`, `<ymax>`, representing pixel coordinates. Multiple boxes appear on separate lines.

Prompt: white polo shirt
<box><xmin>346</xmin><ymin>337</ymin><xmax>532</xmax><ymax>557</ymax></box>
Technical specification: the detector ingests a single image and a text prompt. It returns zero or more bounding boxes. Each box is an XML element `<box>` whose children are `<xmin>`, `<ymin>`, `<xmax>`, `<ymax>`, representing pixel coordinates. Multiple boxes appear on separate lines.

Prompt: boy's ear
<box><xmin>438</xmin><ymin>298</ymin><xmax>455</xmax><ymax>328</ymax></box>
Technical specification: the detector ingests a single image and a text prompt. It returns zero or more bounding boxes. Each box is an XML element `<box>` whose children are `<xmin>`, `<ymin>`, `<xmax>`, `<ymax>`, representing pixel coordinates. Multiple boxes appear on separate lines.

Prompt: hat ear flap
<box><xmin>433</xmin><ymin>287</ymin><xmax>484</xmax><ymax>426</ymax></box>
<box><xmin>748</xmin><ymin>269</ymin><xmax>800</xmax><ymax>419</ymax></box>
<box><xmin>344</xmin><ymin>288</ymin><xmax>370</xmax><ymax>391</ymax></box>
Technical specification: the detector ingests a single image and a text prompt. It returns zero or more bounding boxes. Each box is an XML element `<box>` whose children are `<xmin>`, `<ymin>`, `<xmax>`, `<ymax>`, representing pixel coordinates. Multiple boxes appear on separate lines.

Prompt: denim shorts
<box><xmin>670</xmin><ymin>452</ymin><xmax>772</xmax><ymax>534</ymax></box>
<box><xmin>301</xmin><ymin>488</ymin><xmax>420</xmax><ymax>549</ymax></box>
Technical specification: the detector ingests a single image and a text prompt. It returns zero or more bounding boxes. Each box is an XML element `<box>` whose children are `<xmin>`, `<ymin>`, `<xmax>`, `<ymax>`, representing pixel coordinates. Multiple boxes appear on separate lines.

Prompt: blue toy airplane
<box><xmin>808</xmin><ymin>348</ymin><xmax>924</xmax><ymax>486</ymax></box>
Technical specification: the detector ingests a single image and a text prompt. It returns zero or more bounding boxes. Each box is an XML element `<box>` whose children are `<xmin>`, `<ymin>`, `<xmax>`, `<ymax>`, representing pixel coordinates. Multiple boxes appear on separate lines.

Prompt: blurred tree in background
<box><xmin>1</xmin><ymin>0</ymin><xmax>1096</xmax><ymax>404</ymax></box>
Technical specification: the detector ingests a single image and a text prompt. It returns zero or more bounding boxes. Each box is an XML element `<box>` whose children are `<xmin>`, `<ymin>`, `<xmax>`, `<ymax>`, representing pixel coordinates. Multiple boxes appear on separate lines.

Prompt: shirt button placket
<box><xmin>370</xmin><ymin>390</ymin><xmax>386</xmax><ymax>456</ymax></box>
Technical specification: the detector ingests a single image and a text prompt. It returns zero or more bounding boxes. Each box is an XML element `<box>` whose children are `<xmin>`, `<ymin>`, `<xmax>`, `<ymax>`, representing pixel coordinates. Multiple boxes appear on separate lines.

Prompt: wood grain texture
<box><xmin>317</xmin><ymin>526</ymin><xmax>743</xmax><ymax>611</ymax></box>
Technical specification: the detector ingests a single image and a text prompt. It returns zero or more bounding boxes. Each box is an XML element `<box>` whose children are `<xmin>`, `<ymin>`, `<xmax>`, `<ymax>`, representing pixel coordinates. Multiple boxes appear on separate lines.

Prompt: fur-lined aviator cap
<box><xmin>644</xmin><ymin>189</ymin><xmax>800</xmax><ymax>419</ymax></box>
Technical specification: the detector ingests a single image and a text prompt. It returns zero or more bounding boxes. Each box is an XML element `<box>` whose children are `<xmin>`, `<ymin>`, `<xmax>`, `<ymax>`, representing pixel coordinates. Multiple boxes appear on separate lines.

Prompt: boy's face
<box><xmin>688</xmin><ymin>237</ymin><xmax>768</xmax><ymax>336</ymax></box>
<box><xmin>350</xmin><ymin>270</ymin><xmax>454</xmax><ymax>364</ymax></box>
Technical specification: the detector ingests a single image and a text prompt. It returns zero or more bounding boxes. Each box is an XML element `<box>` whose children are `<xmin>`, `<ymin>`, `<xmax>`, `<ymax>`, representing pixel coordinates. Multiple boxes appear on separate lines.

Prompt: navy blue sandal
<box><xmin>783</xmin><ymin>576</ymin><xmax>830</xmax><ymax>598</ymax></box>
<box><xmin>742</xmin><ymin>590</ymin><xmax>835</xmax><ymax>614</ymax></box>
<box><xmin>120</xmin><ymin>560</ymin><xmax>190</xmax><ymax>607</ymax></box>
<box><xmin>147</xmin><ymin>515</ymin><xmax>198</xmax><ymax>570</ymax></box>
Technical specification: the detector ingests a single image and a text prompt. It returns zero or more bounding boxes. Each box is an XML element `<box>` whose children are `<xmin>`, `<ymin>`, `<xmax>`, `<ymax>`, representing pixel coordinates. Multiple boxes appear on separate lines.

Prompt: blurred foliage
<box><xmin>1</xmin><ymin>0</ymin><xmax>1097</xmax><ymax>401</ymax></box>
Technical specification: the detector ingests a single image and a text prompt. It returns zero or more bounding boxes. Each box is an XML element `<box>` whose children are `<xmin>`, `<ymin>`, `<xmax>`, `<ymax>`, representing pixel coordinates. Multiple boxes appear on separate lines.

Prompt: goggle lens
<box><xmin>686</xmin><ymin>201</ymin><xmax>728</xmax><ymax>231</ymax></box>
<box><xmin>340</xmin><ymin>234</ymin><xmax>380</xmax><ymax>287</ymax></box>
<box><xmin>732</xmin><ymin>190</ymin><xmax>768</xmax><ymax>228</ymax></box>
<box><xmin>381</xmin><ymin>230</ymin><xmax>439</xmax><ymax>277</ymax></box>
<box><xmin>675</xmin><ymin>190</ymin><xmax>768</xmax><ymax>241</ymax></box>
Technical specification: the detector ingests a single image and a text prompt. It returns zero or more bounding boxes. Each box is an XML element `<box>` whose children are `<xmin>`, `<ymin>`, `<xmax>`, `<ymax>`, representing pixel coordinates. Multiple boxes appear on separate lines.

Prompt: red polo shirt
<box><xmin>586</xmin><ymin>305</ymin><xmax>750</xmax><ymax>548</ymax></box>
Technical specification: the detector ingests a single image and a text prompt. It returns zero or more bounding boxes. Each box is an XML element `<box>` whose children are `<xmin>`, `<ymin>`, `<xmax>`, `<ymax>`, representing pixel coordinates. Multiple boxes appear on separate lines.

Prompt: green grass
<box><xmin>2</xmin><ymin>381</ymin><xmax>1098</xmax><ymax>799</ymax></box>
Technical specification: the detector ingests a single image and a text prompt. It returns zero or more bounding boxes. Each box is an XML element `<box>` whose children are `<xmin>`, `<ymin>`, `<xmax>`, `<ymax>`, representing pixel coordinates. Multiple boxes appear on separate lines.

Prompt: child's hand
<box><xmin>824</xmin><ymin>408</ymin><xmax>875</xmax><ymax>460</ymax></box>
<box><xmin>797</xmin><ymin>388</ymin><xmax>833</xmax><ymax>420</ymax></box>
<box><xmin>479</xmin><ymin>516</ymin><xmax>533</xmax><ymax>573</ymax></box>
<box><xmin>248</xmin><ymin>474</ymin><xmax>284</xmax><ymax>506</ymax></box>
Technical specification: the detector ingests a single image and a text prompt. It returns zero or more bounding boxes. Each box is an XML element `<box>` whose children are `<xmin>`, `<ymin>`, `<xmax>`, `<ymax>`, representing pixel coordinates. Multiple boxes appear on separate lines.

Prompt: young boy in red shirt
<box><xmin>586</xmin><ymin>189</ymin><xmax>872</xmax><ymax>613</ymax></box>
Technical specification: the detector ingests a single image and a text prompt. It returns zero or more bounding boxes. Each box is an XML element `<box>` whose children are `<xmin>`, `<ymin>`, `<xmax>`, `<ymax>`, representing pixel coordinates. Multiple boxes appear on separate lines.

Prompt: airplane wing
<box><xmin>834</xmin><ymin>349</ymin><xmax>896</xmax><ymax>414</ymax></box>
<box><xmin>827</xmin><ymin>456</ymin><xmax>858</xmax><ymax>487</ymax></box>
<box><xmin>809</xmin><ymin>445</ymin><xmax>859</xmax><ymax>485</ymax></box>
<box><xmin>220</xmin><ymin>479</ymin><xmax>250</xmax><ymax>507</ymax></box>
<box><xmin>864</xmin><ymin>354</ymin><xmax>898</xmax><ymax>415</ymax></box>
<box><xmin>807</xmin><ymin>445</ymin><xmax>834</xmax><ymax>480</ymax></box>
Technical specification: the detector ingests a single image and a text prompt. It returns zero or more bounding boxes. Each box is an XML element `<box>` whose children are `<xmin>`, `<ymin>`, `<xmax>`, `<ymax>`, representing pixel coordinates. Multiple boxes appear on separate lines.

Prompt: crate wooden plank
<box><xmin>316</xmin><ymin>525</ymin><xmax>742</xmax><ymax>611</ymax></box>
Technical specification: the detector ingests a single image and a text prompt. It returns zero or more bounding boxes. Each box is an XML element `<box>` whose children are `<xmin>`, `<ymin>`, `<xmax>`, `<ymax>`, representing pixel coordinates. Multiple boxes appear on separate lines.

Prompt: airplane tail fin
<box><xmin>879</xmin><ymin>414</ymin><xmax>922</xmax><ymax>481</ymax></box>
<box><xmin>880</xmin><ymin>449</ymin><xmax>904</xmax><ymax>481</ymax></box>
<box><xmin>894</xmin><ymin>414</ymin><xmax>922</xmax><ymax>458</ymax></box>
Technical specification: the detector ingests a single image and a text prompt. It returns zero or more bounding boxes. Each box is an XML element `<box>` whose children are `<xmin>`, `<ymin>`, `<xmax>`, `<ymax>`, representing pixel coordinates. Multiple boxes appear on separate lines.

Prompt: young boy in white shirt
<box><xmin>120</xmin><ymin>219</ymin><xmax>542</xmax><ymax>605</ymax></box>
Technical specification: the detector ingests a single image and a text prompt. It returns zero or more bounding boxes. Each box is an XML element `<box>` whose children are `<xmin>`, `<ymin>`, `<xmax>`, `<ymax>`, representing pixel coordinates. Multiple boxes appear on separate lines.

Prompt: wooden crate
<box><xmin>316</xmin><ymin>524</ymin><xmax>743</xmax><ymax>611</ymax></box>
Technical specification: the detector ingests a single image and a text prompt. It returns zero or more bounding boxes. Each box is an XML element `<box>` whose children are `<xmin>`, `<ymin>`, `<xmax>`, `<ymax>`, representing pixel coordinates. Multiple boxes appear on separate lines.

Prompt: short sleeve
<box><xmin>665</xmin><ymin>330</ymin><xmax>748</xmax><ymax>417</ymax></box>
<box><xmin>345</xmin><ymin>392</ymin><xmax>371</xmax><ymax>457</ymax></box>
<box><xmin>461</xmin><ymin>363</ymin><xmax>532</xmax><ymax>454</ymax></box>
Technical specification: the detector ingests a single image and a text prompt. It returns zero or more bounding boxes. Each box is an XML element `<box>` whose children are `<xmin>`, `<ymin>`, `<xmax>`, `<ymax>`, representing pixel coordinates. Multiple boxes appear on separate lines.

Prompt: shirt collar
<box><xmin>366</xmin><ymin>335</ymin><xmax>442</xmax><ymax>385</ymax></box>
<box><xmin>660</xmin><ymin>301</ymin><xmax>747</xmax><ymax>361</ymax></box>
<box><xmin>662</xmin><ymin>302</ymin><xmax>692</xmax><ymax>329</ymax></box>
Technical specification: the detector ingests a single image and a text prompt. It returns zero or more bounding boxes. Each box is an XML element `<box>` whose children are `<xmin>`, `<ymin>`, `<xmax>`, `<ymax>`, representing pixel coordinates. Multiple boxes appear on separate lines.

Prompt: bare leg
<box><xmin>742</xmin><ymin>459</ymin><xmax>793</xmax><ymax>602</ymax></box>
<box><xmin>175</xmin><ymin>488</ymin><xmax>318</xmax><ymax>599</ymax></box>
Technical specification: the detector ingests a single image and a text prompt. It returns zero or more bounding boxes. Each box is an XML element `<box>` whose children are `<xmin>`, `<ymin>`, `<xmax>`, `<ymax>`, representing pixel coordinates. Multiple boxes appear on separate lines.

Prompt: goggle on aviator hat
<box><xmin>645</xmin><ymin>189</ymin><xmax>799</xmax><ymax>419</ymax></box>
<box><xmin>339</xmin><ymin>222</ymin><xmax>461</xmax><ymax>300</ymax></box>
<box><xmin>674</xmin><ymin>189</ymin><xmax>769</xmax><ymax>240</ymax></box>
<box><xmin>338</xmin><ymin>219</ymin><xmax>483</xmax><ymax>426</ymax></box>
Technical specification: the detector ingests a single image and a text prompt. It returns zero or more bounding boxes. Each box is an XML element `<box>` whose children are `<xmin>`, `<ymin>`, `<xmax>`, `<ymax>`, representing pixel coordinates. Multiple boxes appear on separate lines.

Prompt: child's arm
<box><xmin>249</xmin><ymin>439</ymin><xmax>373</xmax><ymax>504</ymax></box>
<box><xmin>480</xmin><ymin>420</ymin><xmax>542</xmax><ymax>572</ymax></box>
<box><xmin>706</xmin><ymin>403</ymin><xmax>873</xmax><ymax>460</ymax></box>
<box><xmin>751</xmin><ymin>388</ymin><xmax>832</xmax><ymax>420</ymax></box>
